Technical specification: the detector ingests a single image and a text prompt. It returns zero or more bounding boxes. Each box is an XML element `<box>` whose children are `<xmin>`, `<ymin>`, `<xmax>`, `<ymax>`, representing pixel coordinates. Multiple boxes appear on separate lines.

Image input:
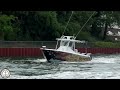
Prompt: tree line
<box><xmin>0</xmin><ymin>11</ymin><xmax>120</xmax><ymax>41</ymax></box>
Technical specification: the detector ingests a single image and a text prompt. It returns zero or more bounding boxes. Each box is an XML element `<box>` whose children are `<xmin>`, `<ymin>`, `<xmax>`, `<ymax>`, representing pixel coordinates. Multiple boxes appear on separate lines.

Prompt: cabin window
<box><xmin>69</xmin><ymin>41</ymin><xmax>74</xmax><ymax>50</ymax></box>
<box><xmin>70</xmin><ymin>37</ymin><xmax>73</xmax><ymax>39</ymax></box>
<box><xmin>69</xmin><ymin>42</ymin><xmax>73</xmax><ymax>47</ymax></box>
<box><xmin>64</xmin><ymin>41</ymin><xmax>68</xmax><ymax>46</ymax></box>
<box><xmin>64</xmin><ymin>37</ymin><xmax>67</xmax><ymax>39</ymax></box>
<box><xmin>61</xmin><ymin>41</ymin><xmax>69</xmax><ymax>46</ymax></box>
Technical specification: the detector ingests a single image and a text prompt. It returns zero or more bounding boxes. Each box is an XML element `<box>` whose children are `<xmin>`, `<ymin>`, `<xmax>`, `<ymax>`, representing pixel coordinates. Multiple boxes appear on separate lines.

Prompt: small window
<box><xmin>64</xmin><ymin>37</ymin><xmax>67</xmax><ymax>39</ymax></box>
<box><xmin>69</xmin><ymin>42</ymin><xmax>73</xmax><ymax>47</ymax></box>
<box><xmin>70</xmin><ymin>37</ymin><xmax>73</xmax><ymax>39</ymax></box>
<box><xmin>64</xmin><ymin>41</ymin><xmax>68</xmax><ymax>46</ymax></box>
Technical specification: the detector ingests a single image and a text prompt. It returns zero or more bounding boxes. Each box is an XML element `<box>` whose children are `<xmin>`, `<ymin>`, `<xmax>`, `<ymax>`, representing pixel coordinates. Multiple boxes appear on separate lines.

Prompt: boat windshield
<box><xmin>69</xmin><ymin>41</ymin><xmax>73</xmax><ymax>47</ymax></box>
<box><xmin>60</xmin><ymin>41</ymin><xmax>74</xmax><ymax>48</ymax></box>
<box><xmin>60</xmin><ymin>41</ymin><xmax>69</xmax><ymax>46</ymax></box>
<box><xmin>64</xmin><ymin>41</ymin><xmax>68</xmax><ymax>46</ymax></box>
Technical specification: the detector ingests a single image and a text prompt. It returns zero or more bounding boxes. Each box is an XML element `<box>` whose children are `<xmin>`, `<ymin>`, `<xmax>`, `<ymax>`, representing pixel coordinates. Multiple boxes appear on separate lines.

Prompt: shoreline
<box><xmin>0</xmin><ymin>47</ymin><xmax>119</xmax><ymax>58</ymax></box>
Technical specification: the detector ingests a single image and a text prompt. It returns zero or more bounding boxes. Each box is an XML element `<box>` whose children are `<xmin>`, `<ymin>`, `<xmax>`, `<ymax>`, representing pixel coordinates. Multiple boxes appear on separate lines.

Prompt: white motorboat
<box><xmin>41</xmin><ymin>35</ymin><xmax>92</xmax><ymax>62</ymax></box>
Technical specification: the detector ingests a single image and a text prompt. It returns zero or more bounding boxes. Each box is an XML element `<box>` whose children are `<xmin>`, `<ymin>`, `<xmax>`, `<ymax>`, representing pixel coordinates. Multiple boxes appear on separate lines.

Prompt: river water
<box><xmin>0</xmin><ymin>54</ymin><xmax>120</xmax><ymax>79</ymax></box>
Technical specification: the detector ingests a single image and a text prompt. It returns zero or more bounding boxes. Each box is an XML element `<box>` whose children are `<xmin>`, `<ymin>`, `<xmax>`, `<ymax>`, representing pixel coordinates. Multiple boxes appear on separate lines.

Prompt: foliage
<box><xmin>94</xmin><ymin>41</ymin><xmax>120</xmax><ymax>48</ymax></box>
<box><xmin>0</xmin><ymin>14</ymin><xmax>16</xmax><ymax>40</ymax></box>
<box><xmin>77</xmin><ymin>31</ymin><xmax>96</xmax><ymax>42</ymax></box>
<box><xmin>1</xmin><ymin>11</ymin><xmax>120</xmax><ymax>41</ymax></box>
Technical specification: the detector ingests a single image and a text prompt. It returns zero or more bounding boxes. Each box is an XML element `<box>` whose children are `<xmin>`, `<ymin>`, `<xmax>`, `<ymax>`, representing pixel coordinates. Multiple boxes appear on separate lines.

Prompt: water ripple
<box><xmin>0</xmin><ymin>54</ymin><xmax>120</xmax><ymax>79</ymax></box>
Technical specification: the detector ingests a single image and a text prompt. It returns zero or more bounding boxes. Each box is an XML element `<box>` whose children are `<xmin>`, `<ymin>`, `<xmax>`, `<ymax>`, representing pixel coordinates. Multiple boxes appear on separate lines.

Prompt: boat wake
<box><xmin>33</xmin><ymin>59</ymin><xmax>47</xmax><ymax>63</ymax></box>
<box><xmin>90</xmin><ymin>54</ymin><xmax>120</xmax><ymax>64</ymax></box>
<box><xmin>1</xmin><ymin>54</ymin><xmax>120</xmax><ymax>79</ymax></box>
<box><xmin>7</xmin><ymin>71</ymin><xmax>120</xmax><ymax>79</ymax></box>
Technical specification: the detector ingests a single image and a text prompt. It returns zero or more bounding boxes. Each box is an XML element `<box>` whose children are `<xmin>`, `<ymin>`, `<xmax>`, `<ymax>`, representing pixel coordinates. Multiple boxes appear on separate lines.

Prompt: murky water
<box><xmin>0</xmin><ymin>54</ymin><xmax>120</xmax><ymax>79</ymax></box>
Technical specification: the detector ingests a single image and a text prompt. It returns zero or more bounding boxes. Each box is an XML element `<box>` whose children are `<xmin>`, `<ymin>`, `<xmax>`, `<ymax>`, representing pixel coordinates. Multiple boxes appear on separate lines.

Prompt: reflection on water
<box><xmin>0</xmin><ymin>54</ymin><xmax>120</xmax><ymax>79</ymax></box>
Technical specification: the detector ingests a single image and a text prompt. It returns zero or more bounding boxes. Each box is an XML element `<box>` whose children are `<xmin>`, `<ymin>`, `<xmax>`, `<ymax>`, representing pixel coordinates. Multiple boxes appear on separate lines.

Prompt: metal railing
<box><xmin>0</xmin><ymin>41</ymin><xmax>91</xmax><ymax>48</ymax></box>
<box><xmin>0</xmin><ymin>41</ymin><xmax>120</xmax><ymax>48</ymax></box>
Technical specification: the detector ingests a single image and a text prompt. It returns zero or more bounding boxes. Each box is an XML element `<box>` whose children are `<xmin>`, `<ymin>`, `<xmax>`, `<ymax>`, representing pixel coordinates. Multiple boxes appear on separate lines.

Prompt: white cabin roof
<box><xmin>56</xmin><ymin>36</ymin><xmax>85</xmax><ymax>43</ymax></box>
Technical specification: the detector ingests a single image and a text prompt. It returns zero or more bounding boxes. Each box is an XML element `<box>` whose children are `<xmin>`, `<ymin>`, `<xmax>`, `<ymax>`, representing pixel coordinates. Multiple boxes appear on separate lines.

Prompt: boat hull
<box><xmin>42</xmin><ymin>49</ymin><xmax>91</xmax><ymax>62</ymax></box>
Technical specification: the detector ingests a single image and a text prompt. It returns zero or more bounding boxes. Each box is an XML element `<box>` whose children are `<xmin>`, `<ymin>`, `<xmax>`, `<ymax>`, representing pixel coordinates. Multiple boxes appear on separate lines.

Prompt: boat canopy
<box><xmin>56</xmin><ymin>36</ymin><xmax>85</xmax><ymax>43</ymax></box>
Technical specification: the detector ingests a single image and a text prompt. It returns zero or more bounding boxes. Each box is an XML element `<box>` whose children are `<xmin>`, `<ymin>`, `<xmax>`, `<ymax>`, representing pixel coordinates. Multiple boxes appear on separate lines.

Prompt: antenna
<box><xmin>74</xmin><ymin>11</ymin><xmax>96</xmax><ymax>39</ymax></box>
<box><xmin>62</xmin><ymin>11</ymin><xmax>74</xmax><ymax>36</ymax></box>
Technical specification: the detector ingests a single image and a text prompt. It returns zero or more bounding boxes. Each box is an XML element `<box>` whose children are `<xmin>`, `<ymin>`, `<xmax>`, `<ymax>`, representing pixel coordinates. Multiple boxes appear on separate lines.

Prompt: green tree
<box><xmin>0</xmin><ymin>14</ymin><xmax>15</xmax><ymax>40</ymax></box>
<box><xmin>91</xmin><ymin>11</ymin><xmax>120</xmax><ymax>40</ymax></box>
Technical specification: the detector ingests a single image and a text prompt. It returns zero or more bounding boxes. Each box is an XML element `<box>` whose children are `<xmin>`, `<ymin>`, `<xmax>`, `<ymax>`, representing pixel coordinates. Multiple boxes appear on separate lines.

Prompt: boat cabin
<box><xmin>56</xmin><ymin>36</ymin><xmax>85</xmax><ymax>52</ymax></box>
